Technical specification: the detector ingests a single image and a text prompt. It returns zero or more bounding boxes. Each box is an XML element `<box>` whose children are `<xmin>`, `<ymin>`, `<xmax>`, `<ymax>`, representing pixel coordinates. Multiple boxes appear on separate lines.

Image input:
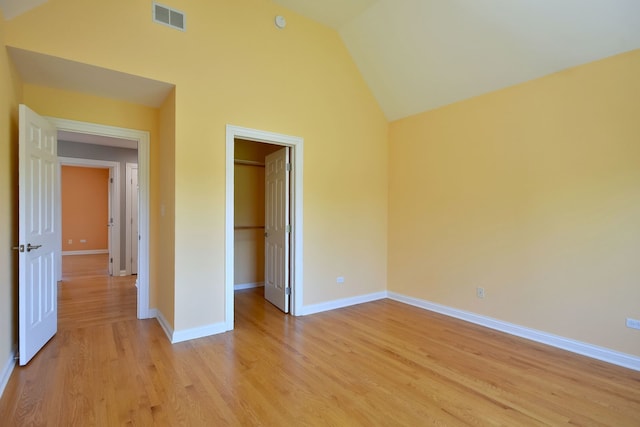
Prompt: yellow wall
<box><xmin>22</xmin><ymin>84</ymin><xmax>161</xmax><ymax>309</ymax></box>
<box><xmin>0</xmin><ymin>12</ymin><xmax>23</xmax><ymax>371</ymax></box>
<box><xmin>157</xmin><ymin>88</ymin><xmax>175</xmax><ymax>326</ymax></box>
<box><xmin>388</xmin><ymin>49</ymin><xmax>640</xmax><ymax>357</ymax></box>
<box><xmin>4</xmin><ymin>0</ymin><xmax>389</xmax><ymax>332</ymax></box>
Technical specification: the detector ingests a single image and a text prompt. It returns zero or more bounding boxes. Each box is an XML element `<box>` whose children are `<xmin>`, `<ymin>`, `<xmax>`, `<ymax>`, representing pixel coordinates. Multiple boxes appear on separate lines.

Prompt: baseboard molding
<box><xmin>171</xmin><ymin>322</ymin><xmax>227</xmax><ymax>344</ymax></box>
<box><xmin>119</xmin><ymin>270</ymin><xmax>127</xmax><ymax>277</ymax></box>
<box><xmin>300</xmin><ymin>291</ymin><xmax>388</xmax><ymax>316</ymax></box>
<box><xmin>234</xmin><ymin>282</ymin><xmax>264</xmax><ymax>291</ymax></box>
<box><xmin>387</xmin><ymin>292</ymin><xmax>640</xmax><ymax>372</ymax></box>
<box><xmin>62</xmin><ymin>249</ymin><xmax>109</xmax><ymax>256</ymax></box>
<box><xmin>155</xmin><ymin>309</ymin><xmax>227</xmax><ymax>344</ymax></box>
<box><xmin>0</xmin><ymin>347</ymin><xmax>17</xmax><ymax>401</ymax></box>
<box><xmin>154</xmin><ymin>310</ymin><xmax>174</xmax><ymax>343</ymax></box>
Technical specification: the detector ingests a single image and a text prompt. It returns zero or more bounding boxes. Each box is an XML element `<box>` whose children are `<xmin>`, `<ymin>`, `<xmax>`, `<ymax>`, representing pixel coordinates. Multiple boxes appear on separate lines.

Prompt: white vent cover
<box><xmin>153</xmin><ymin>2</ymin><xmax>186</xmax><ymax>31</ymax></box>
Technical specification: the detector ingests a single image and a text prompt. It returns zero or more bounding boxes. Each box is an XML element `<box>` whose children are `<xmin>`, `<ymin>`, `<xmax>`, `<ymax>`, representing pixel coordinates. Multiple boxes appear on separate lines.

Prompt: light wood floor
<box><xmin>1</xmin><ymin>256</ymin><xmax>639</xmax><ymax>426</ymax></box>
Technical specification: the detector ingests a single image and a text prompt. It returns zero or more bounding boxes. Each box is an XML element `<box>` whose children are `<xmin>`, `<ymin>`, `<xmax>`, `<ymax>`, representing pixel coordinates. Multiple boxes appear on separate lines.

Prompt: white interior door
<box><xmin>127</xmin><ymin>163</ymin><xmax>138</xmax><ymax>274</ymax></box>
<box><xmin>264</xmin><ymin>147</ymin><xmax>290</xmax><ymax>313</ymax></box>
<box><xmin>18</xmin><ymin>104</ymin><xmax>58</xmax><ymax>366</ymax></box>
<box><xmin>107</xmin><ymin>169</ymin><xmax>114</xmax><ymax>276</ymax></box>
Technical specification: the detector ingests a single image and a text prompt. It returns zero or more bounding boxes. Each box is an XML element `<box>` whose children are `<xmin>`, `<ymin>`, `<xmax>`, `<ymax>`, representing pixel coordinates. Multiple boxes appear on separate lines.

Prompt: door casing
<box><xmin>50</xmin><ymin>117</ymin><xmax>152</xmax><ymax>319</ymax></box>
<box><xmin>225</xmin><ymin>125</ymin><xmax>304</xmax><ymax>330</ymax></box>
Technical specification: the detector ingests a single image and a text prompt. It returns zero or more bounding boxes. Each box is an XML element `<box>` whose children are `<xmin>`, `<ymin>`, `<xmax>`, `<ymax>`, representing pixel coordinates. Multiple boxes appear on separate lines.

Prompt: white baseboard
<box><xmin>154</xmin><ymin>310</ymin><xmax>226</xmax><ymax>344</ymax></box>
<box><xmin>234</xmin><ymin>282</ymin><xmax>264</xmax><ymax>291</ymax></box>
<box><xmin>0</xmin><ymin>347</ymin><xmax>16</xmax><ymax>401</ymax></box>
<box><xmin>154</xmin><ymin>309</ymin><xmax>174</xmax><ymax>343</ymax></box>
<box><xmin>119</xmin><ymin>270</ymin><xmax>127</xmax><ymax>277</ymax></box>
<box><xmin>62</xmin><ymin>249</ymin><xmax>109</xmax><ymax>256</ymax></box>
<box><xmin>171</xmin><ymin>322</ymin><xmax>227</xmax><ymax>344</ymax></box>
<box><xmin>300</xmin><ymin>291</ymin><xmax>388</xmax><ymax>316</ymax></box>
<box><xmin>387</xmin><ymin>292</ymin><xmax>640</xmax><ymax>372</ymax></box>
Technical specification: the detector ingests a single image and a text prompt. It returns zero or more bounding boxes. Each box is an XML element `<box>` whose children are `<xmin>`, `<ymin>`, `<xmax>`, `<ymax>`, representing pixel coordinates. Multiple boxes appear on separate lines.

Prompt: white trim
<box><xmin>154</xmin><ymin>309</ymin><xmax>173</xmax><ymax>342</ymax></box>
<box><xmin>387</xmin><ymin>292</ymin><xmax>640</xmax><ymax>372</ymax></box>
<box><xmin>234</xmin><ymin>282</ymin><xmax>264</xmax><ymax>291</ymax></box>
<box><xmin>50</xmin><ymin>117</ymin><xmax>152</xmax><ymax>319</ymax></box>
<box><xmin>58</xmin><ymin>157</ymin><xmax>120</xmax><ymax>279</ymax></box>
<box><xmin>62</xmin><ymin>249</ymin><xmax>109</xmax><ymax>256</ymax></box>
<box><xmin>172</xmin><ymin>322</ymin><xmax>227</xmax><ymax>344</ymax></box>
<box><xmin>155</xmin><ymin>309</ymin><xmax>226</xmax><ymax>344</ymax></box>
<box><xmin>300</xmin><ymin>292</ymin><xmax>388</xmax><ymax>316</ymax></box>
<box><xmin>125</xmin><ymin>162</ymin><xmax>138</xmax><ymax>276</ymax></box>
<box><xmin>225</xmin><ymin>125</ymin><xmax>304</xmax><ymax>331</ymax></box>
<box><xmin>0</xmin><ymin>348</ymin><xmax>16</xmax><ymax>400</ymax></box>
<box><xmin>119</xmin><ymin>270</ymin><xmax>127</xmax><ymax>276</ymax></box>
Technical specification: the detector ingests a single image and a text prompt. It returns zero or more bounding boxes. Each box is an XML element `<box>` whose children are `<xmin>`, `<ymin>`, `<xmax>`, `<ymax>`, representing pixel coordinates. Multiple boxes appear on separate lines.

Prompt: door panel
<box><xmin>131</xmin><ymin>166</ymin><xmax>139</xmax><ymax>275</ymax></box>
<box><xmin>264</xmin><ymin>147</ymin><xmax>290</xmax><ymax>313</ymax></box>
<box><xmin>19</xmin><ymin>104</ymin><xmax>58</xmax><ymax>366</ymax></box>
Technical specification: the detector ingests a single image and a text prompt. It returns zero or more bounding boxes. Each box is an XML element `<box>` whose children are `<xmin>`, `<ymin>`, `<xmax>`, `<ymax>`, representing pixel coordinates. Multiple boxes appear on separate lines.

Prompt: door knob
<box><xmin>12</xmin><ymin>245</ymin><xmax>25</xmax><ymax>252</ymax></box>
<box><xmin>26</xmin><ymin>244</ymin><xmax>42</xmax><ymax>252</ymax></box>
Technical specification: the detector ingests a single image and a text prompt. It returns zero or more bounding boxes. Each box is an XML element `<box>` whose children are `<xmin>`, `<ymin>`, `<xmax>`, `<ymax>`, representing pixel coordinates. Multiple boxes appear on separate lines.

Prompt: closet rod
<box><xmin>234</xmin><ymin>159</ymin><xmax>265</xmax><ymax>167</ymax></box>
<box><xmin>234</xmin><ymin>225</ymin><xmax>265</xmax><ymax>230</ymax></box>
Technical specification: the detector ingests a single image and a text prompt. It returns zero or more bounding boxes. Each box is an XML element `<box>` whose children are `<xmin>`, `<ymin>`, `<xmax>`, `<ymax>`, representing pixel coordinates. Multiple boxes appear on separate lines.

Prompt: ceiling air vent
<box><xmin>153</xmin><ymin>2</ymin><xmax>186</xmax><ymax>31</ymax></box>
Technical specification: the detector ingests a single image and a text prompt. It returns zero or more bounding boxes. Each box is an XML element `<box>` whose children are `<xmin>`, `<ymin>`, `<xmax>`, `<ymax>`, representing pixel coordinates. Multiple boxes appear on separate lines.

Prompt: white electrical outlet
<box><xmin>80</xmin><ymin>239</ymin><xmax>87</xmax><ymax>243</ymax></box>
<box><xmin>68</xmin><ymin>239</ymin><xmax>72</xmax><ymax>244</ymax></box>
<box><xmin>336</xmin><ymin>276</ymin><xmax>345</xmax><ymax>284</ymax></box>
<box><xmin>626</xmin><ymin>318</ymin><xmax>640</xmax><ymax>330</ymax></box>
<box><xmin>476</xmin><ymin>287</ymin><xmax>485</xmax><ymax>298</ymax></box>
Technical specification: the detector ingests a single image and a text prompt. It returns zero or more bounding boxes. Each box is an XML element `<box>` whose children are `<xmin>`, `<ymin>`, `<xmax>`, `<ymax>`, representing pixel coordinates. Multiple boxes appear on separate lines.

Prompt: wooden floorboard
<box><xmin>1</xmin><ymin>254</ymin><xmax>639</xmax><ymax>425</ymax></box>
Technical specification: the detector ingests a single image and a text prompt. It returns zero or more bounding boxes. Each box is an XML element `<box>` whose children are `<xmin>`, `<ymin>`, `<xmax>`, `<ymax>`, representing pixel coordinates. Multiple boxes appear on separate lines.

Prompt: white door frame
<box><xmin>125</xmin><ymin>162</ymin><xmax>138</xmax><ymax>276</ymax></box>
<box><xmin>49</xmin><ymin>117</ymin><xmax>152</xmax><ymax>319</ymax></box>
<box><xmin>225</xmin><ymin>125</ymin><xmax>304</xmax><ymax>330</ymax></box>
<box><xmin>57</xmin><ymin>157</ymin><xmax>120</xmax><ymax>276</ymax></box>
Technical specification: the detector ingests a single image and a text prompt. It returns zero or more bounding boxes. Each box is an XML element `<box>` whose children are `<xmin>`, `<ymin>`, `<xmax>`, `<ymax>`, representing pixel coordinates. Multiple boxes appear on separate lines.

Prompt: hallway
<box><xmin>59</xmin><ymin>254</ymin><xmax>137</xmax><ymax>330</ymax></box>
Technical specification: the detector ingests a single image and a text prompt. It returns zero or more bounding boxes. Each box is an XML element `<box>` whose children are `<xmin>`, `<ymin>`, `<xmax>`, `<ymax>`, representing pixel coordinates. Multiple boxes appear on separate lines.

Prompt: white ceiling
<box><xmin>2</xmin><ymin>1</ymin><xmax>639</xmax><ymax>121</ymax></box>
<box><xmin>274</xmin><ymin>0</ymin><xmax>640</xmax><ymax>120</ymax></box>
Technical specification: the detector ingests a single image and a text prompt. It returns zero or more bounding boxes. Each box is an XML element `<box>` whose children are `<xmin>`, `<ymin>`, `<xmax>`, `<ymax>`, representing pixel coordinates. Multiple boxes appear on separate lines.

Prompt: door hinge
<box><xmin>286</xmin><ymin>224</ymin><xmax>291</xmax><ymax>233</ymax></box>
<box><xmin>110</xmin><ymin>178</ymin><xmax>114</xmax><ymax>183</ymax></box>
<box><xmin>110</xmin><ymin>258</ymin><xmax>113</xmax><ymax>263</ymax></box>
<box><xmin>286</xmin><ymin>163</ymin><xmax>291</xmax><ymax>172</ymax></box>
<box><xmin>285</xmin><ymin>287</ymin><xmax>291</xmax><ymax>295</ymax></box>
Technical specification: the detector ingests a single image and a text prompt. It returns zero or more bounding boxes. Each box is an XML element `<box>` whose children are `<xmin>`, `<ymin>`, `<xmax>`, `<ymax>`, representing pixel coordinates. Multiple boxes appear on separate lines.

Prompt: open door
<box><xmin>127</xmin><ymin>164</ymin><xmax>139</xmax><ymax>275</ymax></box>
<box><xmin>264</xmin><ymin>147</ymin><xmax>290</xmax><ymax>313</ymax></box>
<box><xmin>107</xmin><ymin>168</ymin><xmax>114</xmax><ymax>276</ymax></box>
<box><xmin>17</xmin><ymin>105</ymin><xmax>58</xmax><ymax>365</ymax></box>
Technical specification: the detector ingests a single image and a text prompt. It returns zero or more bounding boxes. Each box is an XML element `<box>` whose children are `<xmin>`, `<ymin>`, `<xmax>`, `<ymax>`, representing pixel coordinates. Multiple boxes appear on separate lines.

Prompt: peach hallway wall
<box><xmin>61</xmin><ymin>166</ymin><xmax>109</xmax><ymax>252</ymax></box>
<box><xmin>388</xmin><ymin>49</ymin><xmax>640</xmax><ymax>357</ymax></box>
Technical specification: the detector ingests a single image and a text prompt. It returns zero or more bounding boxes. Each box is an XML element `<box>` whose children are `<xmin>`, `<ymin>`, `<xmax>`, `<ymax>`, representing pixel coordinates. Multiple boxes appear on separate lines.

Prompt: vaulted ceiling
<box><xmin>2</xmin><ymin>0</ymin><xmax>640</xmax><ymax>121</ymax></box>
<box><xmin>274</xmin><ymin>0</ymin><xmax>640</xmax><ymax>120</ymax></box>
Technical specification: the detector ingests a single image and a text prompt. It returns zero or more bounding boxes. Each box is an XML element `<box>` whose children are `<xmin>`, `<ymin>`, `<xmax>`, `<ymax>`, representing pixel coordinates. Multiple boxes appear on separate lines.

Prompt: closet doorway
<box><xmin>225</xmin><ymin>125</ymin><xmax>304</xmax><ymax>330</ymax></box>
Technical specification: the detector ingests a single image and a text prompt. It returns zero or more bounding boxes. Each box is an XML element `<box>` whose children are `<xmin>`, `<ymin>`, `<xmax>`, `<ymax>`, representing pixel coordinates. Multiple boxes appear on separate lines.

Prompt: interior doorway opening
<box><xmin>58</xmin><ymin>158</ymin><xmax>121</xmax><ymax>278</ymax></box>
<box><xmin>51</xmin><ymin>117</ymin><xmax>152</xmax><ymax>319</ymax></box>
<box><xmin>225</xmin><ymin>125</ymin><xmax>304</xmax><ymax>331</ymax></box>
